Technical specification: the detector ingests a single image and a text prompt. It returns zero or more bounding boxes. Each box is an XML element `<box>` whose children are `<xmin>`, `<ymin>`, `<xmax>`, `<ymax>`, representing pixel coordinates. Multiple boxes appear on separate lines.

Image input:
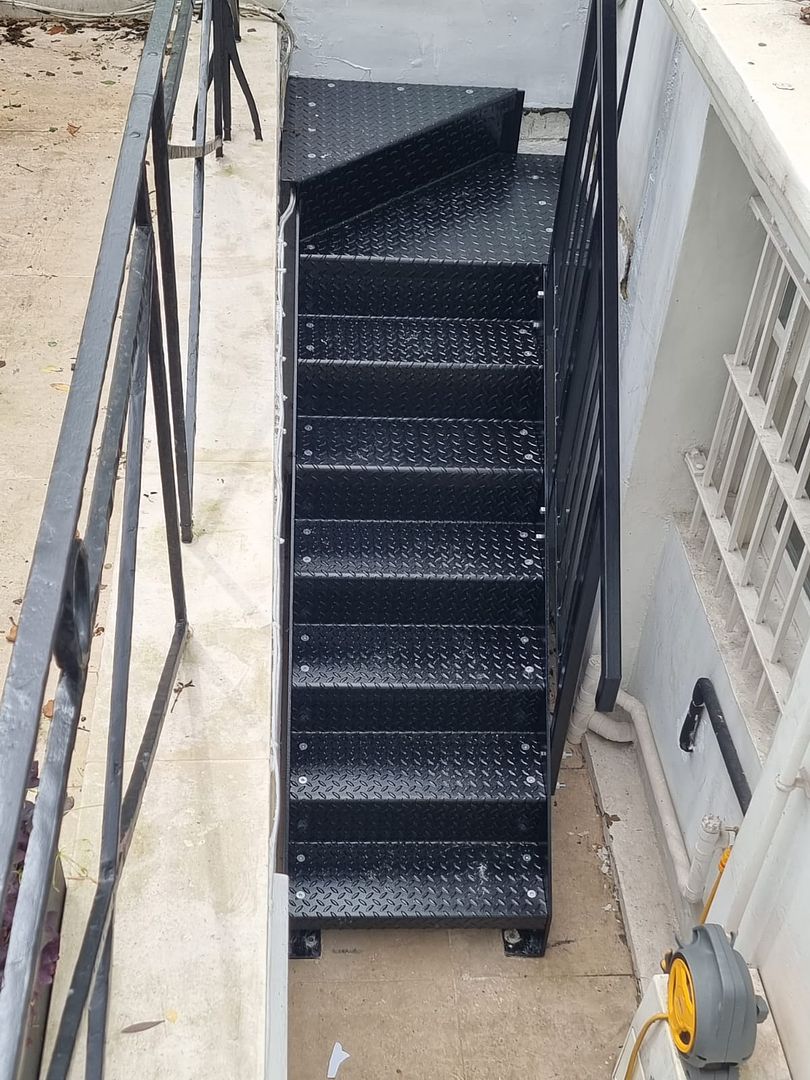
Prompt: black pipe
<box><xmin>679</xmin><ymin>678</ymin><xmax>752</xmax><ymax>813</ymax></box>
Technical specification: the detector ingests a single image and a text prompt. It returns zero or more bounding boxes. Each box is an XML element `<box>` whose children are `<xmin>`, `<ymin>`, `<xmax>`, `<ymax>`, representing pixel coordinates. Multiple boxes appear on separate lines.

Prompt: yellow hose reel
<box><xmin>662</xmin><ymin>924</ymin><xmax>768</xmax><ymax>1077</ymax></box>
<box><xmin>626</xmin><ymin>924</ymin><xmax>768</xmax><ymax>1078</ymax></box>
<box><xmin>667</xmin><ymin>955</ymin><xmax>697</xmax><ymax>1055</ymax></box>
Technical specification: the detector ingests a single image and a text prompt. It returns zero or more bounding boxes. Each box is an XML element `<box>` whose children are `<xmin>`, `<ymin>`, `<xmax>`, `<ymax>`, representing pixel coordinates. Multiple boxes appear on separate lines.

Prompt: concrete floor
<box><xmin>1</xmin><ymin>22</ymin><xmax>142</xmax><ymax>688</ymax></box>
<box><xmin>290</xmin><ymin>748</ymin><xmax>638</xmax><ymax>1080</ymax></box>
<box><xmin>2</xmin><ymin>17</ymin><xmax>280</xmax><ymax>1078</ymax></box>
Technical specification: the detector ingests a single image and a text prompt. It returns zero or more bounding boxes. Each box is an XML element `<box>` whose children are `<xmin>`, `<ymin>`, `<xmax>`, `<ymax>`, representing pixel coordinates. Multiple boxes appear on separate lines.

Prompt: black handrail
<box><xmin>275</xmin><ymin>181</ymin><xmax>300</xmax><ymax>877</ymax></box>
<box><xmin>679</xmin><ymin>678</ymin><xmax>752</xmax><ymax>814</ymax></box>
<box><xmin>545</xmin><ymin>0</ymin><xmax>622</xmax><ymax>783</ymax></box>
<box><xmin>0</xmin><ymin>3</ymin><xmax>260</xmax><ymax>1075</ymax></box>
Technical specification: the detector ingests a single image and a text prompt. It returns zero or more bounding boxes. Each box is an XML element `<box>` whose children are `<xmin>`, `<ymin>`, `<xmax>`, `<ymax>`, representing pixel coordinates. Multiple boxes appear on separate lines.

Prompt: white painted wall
<box><xmin>285</xmin><ymin>0</ymin><xmax>589</xmax><ymax>108</ymax></box>
<box><xmin>617</xmin><ymin>15</ymin><xmax>709</xmax><ymax>480</ymax></box>
<box><xmin>615</xmin><ymin>2</ymin><xmax>810</xmax><ymax>1071</ymax></box>
<box><xmin>709</xmin><ymin>642</ymin><xmax>810</xmax><ymax>1079</ymax></box>
<box><xmin>633</xmin><ymin>531</ymin><xmax>761</xmax><ymax>851</ymax></box>
<box><xmin>617</xmin><ymin>7</ymin><xmax>762</xmax><ymax>668</ymax></box>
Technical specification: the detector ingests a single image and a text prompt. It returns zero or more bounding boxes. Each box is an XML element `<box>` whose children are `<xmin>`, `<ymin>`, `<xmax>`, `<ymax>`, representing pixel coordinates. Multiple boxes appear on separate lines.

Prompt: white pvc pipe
<box><xmin>684</xmin><ymin>814</ymin><xmax>721</xmax><ymax>904</ymax></box>
<box><xmin>615</xmin><ymin>687</ymin><xmax>693</xmax><ymax>896</ymax></box>
<box><xmin>724</xmin><ymin>707</ymin><xmax>810</xmax><ymax>938</ymax></box>
<box><xmin>571</xmin><ymin>656</ymin><xmax>692</xmax><ymax>896</ymax></box>
<box><xmin>589</xmin><ymin>710</ymin><xmax>635</xmax><ymax>743</ymax></box>
<box><xmin>570</xmin><ymin>656</ymin><xmax>633</xmax><ymax>742</ymax></box>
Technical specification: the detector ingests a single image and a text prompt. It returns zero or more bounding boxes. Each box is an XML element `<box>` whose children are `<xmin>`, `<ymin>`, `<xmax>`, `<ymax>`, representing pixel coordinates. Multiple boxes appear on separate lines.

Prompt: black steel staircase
<box><xmin>278</xmin><ymin>4</ymin><xmax>620</xmax><ymax>954</ymax></box>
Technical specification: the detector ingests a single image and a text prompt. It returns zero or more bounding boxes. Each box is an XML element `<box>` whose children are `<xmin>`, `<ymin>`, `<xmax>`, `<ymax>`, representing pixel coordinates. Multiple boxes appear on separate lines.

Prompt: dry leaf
<box><xmin>43</xmin><ymin>699</ymin><xmax>54</xmax><ymax>719</ymax></box>
<box><xmin>6</xmin><ymin>618</ymin><xmax>17</xmax><ymax>643</ymax></box>
<box><xmin>51</xmin><ymin>382</ymin><xmax>70</xmax><ymax>392</ymax></box>
<box><xmin>800</xmin><ymin>4</ymin><xmax>810</xmax><ymax>24</ymax></box>
<box><xmin>66</xmin><ymin>122</ymin><xmax>81</xmax><ymax>136</ymax></box>
<box><xmin>121</xmin><ymin>1020</ymin><xmax>165</xmax><ymax>1034</ymax></box>
<box><xmin>42</xmin><ymin>365</ymin><xmax>63</xmax><ymax>373</ymax></box>
<box><xmin>47</xmin><ymin>24</ymin><xmax>66</xmax><ymax>34</ymax></box>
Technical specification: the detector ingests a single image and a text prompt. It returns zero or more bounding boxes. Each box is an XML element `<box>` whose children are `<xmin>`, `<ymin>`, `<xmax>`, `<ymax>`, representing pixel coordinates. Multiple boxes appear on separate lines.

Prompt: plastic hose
<box><xmin>623</xmin><ymin>1012</ymin><xmax>668</xmax><ymax>1079</ymax></box>
<box><xmin>699</xmin><ymin>847</ymin><xmax>732</xmax><ymax>925</ymax></box>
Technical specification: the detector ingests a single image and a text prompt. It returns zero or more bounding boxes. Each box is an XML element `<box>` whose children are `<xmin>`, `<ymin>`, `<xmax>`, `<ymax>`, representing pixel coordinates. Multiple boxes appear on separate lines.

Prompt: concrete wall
<box><xmin>285</xmin><ymin>0</ymin><xmax>589</xmax><ymax>108</ymax></box>
<box><xmin>616</xmin><ymin>0</ymin><xmax>762</xmax><ymax>668</ymax></box>
<box><xmin>710</xmin><ymin>643</ymin><xmax>810</xmax><ymax>1078</ymax></box>
<box><xmin>633</xmin><ymin>532</ymin><xmax>762</xmax><ymax>851</ymax></box>
<box><xmin>616</xmin><ymin>1</ymin><xmax>810</xmax><ymax>1070</ymax></box>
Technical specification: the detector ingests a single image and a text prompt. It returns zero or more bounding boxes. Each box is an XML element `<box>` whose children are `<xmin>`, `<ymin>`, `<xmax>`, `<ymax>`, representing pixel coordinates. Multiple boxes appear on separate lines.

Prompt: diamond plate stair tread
<box><xmin>303</xmin><ymin>154</ymin><xmax>562</xmax><ymax>264</ymax></box>
<box><xmin>289</xmin><ymin>842</ymin><xmax>548</xmax><ymax>926</ymax></box>
<box><xmin>298</xmin><ymin>315</ymin><xmax>541</xmax><ymax>366</ymax></box>
<box><xmin>292</xmin><ymin>624</ymin><xmax>544</xmax><ymax>690</ymax></box>
<box><xmin>290</xmin><ymin>732</ymin><xmax>546</xmax><ymax>802</ymax></box>
<box><xmin>297</xmin><ymin>417</ymin><xmax>543</xmax><ymax>472</ymax></box>
<box><xmin>292</xmin><ymin>687</ymin><xmax>540</xmax><ymax>733</ymax></box>
<box><xmin>299</xmin><ymin>261</ymin><xmax>541</xmax><ymax>320</ymax></box>
<box><xmin>290</xmin><ymin>800</ymin><xmax>546</xmax><ymax>844</ymax></box>
<box><xmin>295</xmin><ymin>520</ymin><xmax>544</xmax><ymax>581</ymax></box>
<box><xmin>281</xmin><ymin>77</ymin><xmax>517</xmax><ymax>183</ymax></box>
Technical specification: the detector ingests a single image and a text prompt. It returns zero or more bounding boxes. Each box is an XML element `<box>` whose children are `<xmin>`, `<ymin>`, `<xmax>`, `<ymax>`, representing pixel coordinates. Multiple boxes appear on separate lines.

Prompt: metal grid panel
<box><xmin>689</xmin><ymin>198</ymin><xmax>810</xmax><ymax>717</ymax></box>
<box><xmin>290</xmin><ymin>732</ymin><xmax>546</xmax><ymax>802</ymax></box>
<box><xmin>289</xmin><ymin>842</ymin><xmax>548</xmax><ymax>927</ymax></box>
<box><xmin>303</xmin><ymin>154</ymin><xmax>561</xmax><ymax>265</ymax></box>
<box><xmin>292</xmin><ymin>623</ymin><xmax>544</xmax><ymax>690</ymax></box>
<box><xmin>282</xmin><ymin>77</ymin><xmax>517</xmax><ymax>182</ymax></box>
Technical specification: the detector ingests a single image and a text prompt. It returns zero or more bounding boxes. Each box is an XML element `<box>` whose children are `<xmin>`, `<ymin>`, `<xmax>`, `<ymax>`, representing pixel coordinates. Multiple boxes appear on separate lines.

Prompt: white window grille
<box><xmin>687</xmin><ymin>197</ymin><xmax>810</xmax><ymax>717</ymax></box>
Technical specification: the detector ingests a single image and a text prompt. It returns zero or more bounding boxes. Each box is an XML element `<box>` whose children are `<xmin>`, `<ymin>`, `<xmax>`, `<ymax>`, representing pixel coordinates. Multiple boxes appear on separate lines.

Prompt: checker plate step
<box><xmin>289</xmin><ymin>842</ymin><xmax>548</xmax><ymax>928</ymax></box>
<box><xmin>295</xmin><ymin>417</ymin><xmax>544</xmax><ymax>521</ymax></box>
<box><xmin>292</xmin><ymin>624</ymin><xmax>544</xmax><ymax>691</ymax></box>
<box><xmin>294</xmin><ymin>519</ymin><xmax>544</xmax><ymax>623</ymax></box>
<box><xmin>304</xmin><ymin>154</ymin><xmax>561</xmax><ymax>265</ymax></box>
<box><xmin>296</xmin><ymin>315</ymin><xmax>542</xmax><ymax>419</ymax></box>
<box><xmin>290</xmin><ymin>732</ymin><xmax>546</xmax><ymax>802</ymax></box>
<box><xmin>282</xmin><ymin>74</ymin><xmax>558</xmax><ymax>938</ymax></box>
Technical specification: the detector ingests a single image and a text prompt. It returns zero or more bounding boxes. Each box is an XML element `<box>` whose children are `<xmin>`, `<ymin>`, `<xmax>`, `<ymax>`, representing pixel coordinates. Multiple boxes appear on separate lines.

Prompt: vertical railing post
<box><xmin>275</xmin><ymin>184</ymin><xmax>299</xmax><ymax>877</ymax></box>
<box><xmin>185</xmin><ymin>0</ymin><xmax>214</xmax><ymax>508</ymax></box>
<box><xmin>152</xmin><ymin>77</ymin><xmax>194</xmax><ymax>542</ymax></box>
<box><xmin>544</xmin><ymin>0</ymin><xmax>622</xmax><ymax>783</ymax></box>
<box><xmin>595</xmin><ymin>0</ymin><xmax>622</xmax><ymax>711</ymax></box>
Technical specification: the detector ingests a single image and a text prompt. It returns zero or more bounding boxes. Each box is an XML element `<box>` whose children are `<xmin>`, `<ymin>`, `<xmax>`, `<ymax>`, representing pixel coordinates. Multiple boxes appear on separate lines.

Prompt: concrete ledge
<box><xmin>583</xmin><ymin>733</ymin><xmax>681</xmax><ymax>987</ymax></box>
<box><xmin>657</xmin><ymin>0</ymin><xmax>810</xmax><ymax>267</ymax></box>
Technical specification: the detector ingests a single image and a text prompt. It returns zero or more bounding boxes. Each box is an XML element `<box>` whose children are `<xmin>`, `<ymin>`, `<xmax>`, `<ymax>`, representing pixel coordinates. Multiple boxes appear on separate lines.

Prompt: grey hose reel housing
<box><xmin>664</xmin><ymin>923</ymin><xmax>769</xmax><ymax>1078</ymax></box>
